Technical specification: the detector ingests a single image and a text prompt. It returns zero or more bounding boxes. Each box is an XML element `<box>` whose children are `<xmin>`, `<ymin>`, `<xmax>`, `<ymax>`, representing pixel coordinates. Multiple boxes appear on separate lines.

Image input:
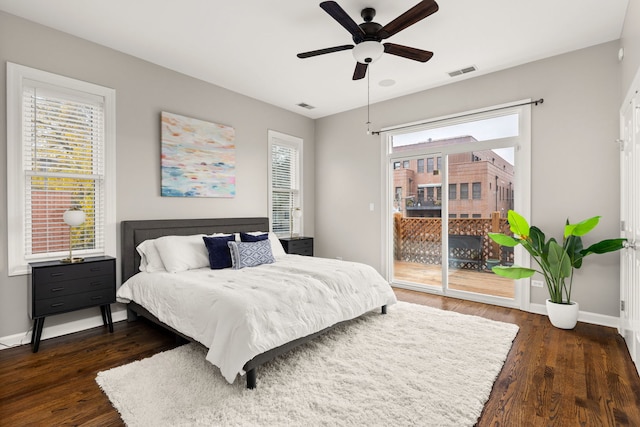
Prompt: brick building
<box><xmin>392</xmin><ymin>136</ymin><xmax>514</xmax><ymax>218</ymax></box>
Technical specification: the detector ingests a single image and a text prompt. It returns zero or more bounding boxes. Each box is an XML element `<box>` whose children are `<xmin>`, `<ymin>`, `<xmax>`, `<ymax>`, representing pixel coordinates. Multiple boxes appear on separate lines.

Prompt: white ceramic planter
<box><xmin>545</xmin><ymin>299</ymin><xmax>579</xmax><ymax>329</ymax></box>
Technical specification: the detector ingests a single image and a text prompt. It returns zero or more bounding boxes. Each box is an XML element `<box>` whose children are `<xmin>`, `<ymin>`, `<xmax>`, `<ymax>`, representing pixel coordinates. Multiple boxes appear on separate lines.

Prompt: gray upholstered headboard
<box><xmin>121</xmin><ymin>217</ymin><xmax>270</xmax><ymax>282</ymax></box>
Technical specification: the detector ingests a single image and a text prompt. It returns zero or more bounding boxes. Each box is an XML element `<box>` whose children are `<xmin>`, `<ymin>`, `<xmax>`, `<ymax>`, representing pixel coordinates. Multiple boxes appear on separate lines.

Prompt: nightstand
<box><xmin>279</xmin><ymin>237</ymin><xmax>314</xmax><ymax>256</ymax></box>
<box><xmin>28</xmin><ymin>256</ymin><xmax>116</xmax><ymax>352</ymax></box>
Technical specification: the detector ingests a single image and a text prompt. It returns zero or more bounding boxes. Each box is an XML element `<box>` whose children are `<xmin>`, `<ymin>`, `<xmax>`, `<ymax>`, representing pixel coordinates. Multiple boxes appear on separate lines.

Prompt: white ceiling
<box><xmin>0</xmin><ymin>0</ymin><xmax>629</xmax><ymax>119</ymax></box>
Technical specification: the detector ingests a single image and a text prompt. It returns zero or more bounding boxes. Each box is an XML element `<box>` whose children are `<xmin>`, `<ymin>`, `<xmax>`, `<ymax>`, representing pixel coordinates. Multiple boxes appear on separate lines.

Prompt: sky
<box><xmin>391</xmin><ymin>114</ymin><xmax>518</xmax><ymax>165</ymax></box>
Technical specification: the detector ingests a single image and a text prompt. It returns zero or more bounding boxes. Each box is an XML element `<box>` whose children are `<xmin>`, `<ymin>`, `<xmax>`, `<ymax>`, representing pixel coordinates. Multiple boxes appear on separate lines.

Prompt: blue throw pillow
<box><xmin>227</xmin><ymin>239</ymin><xmax>275</xmax><ymax>269</ymax></box>
<box><xmin>239</xmin><ymin>232</ymin><xmax>269</xmax><ymax>242</ymax></box>
<box><xmin>202</xmin><ymin>235</ymin><xmax>235</xmax><ymax>269</ymax></box>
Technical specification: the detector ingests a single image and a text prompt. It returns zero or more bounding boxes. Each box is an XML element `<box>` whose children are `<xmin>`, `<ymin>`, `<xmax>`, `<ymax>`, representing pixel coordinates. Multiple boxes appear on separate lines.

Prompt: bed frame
<box><xmin>121</xmin><ymin>217</ymin><xmax>387</xmax><ymax>389</ymax></box>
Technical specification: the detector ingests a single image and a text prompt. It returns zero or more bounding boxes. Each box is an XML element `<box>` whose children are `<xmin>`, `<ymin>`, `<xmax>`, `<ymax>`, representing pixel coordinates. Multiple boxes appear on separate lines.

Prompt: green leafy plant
<box><xmin>488</xmin><ymin>210</ymin><xmax>626</xmax><ymax>304</ymax></box>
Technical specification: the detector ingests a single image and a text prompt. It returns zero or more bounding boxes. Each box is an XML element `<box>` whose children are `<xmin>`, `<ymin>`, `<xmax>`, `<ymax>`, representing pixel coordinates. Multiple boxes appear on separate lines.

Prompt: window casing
<box><xmin>460</xmin><ymin>183</ymin><xmax>469</xmax><ymax>199</ymax></box>
<box><xmin>268</xmin><ymin>130</ymin><xmax>303</xmax><ymax>237</ymax></box>
<box><xmin>417</xmin><ymin>159</ymin><xmax>424</xmax><ymax>173</ymax></box>
<box><xmin>7</xmin><ymin>63</ymin><xmax>116</xmax><ymax>276</ymax></box>
<box><xmin>472</xmin><ymin>182</ymin><xmax>482</xmax><ymax>199</ymax></box>
<box><xmin>449</xmin><ymin>183</ymin><xmax>457</xmax><ymax>200</ymax></box>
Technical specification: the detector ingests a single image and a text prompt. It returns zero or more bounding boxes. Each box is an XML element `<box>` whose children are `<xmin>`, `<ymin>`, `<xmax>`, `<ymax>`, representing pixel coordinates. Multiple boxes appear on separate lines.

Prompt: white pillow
<box><xmin>136</xmin><ymin>239</ymin><xmax>166</xmax><ymax>272</ymax></box>
<box><xmin>154</xmin><ymin>234</ymin><xmax>209</xmax><ymax>273</ymax></box>
<box><xmin>268</xmin><ymin>232</ymin><xmax>287</xmax><ymax>257</ymax></box>
<box><xmin>242</xmin><ymin>231</ymin><xmax>287</xmax><ymax>257</ymax></box>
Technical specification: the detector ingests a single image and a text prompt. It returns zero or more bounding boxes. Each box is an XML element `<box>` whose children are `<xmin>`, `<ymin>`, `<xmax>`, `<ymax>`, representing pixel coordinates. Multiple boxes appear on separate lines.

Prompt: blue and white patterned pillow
<box><xmin>227</xmin><ymin>239</ymin><xmax>275</xmax><ymax>269</ymax></box>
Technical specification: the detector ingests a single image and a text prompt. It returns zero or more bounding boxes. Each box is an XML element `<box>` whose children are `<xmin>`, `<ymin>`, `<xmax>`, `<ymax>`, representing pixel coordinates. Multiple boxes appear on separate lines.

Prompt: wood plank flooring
<box><xmin>394</xmin><ymin>260</ymin><xmax>515</xmax><ymax>298</ymax></box>
<box><xmin>1</xmin><ymin>290</ymin><xmax>639</xmax><ymax>426</ymax></box>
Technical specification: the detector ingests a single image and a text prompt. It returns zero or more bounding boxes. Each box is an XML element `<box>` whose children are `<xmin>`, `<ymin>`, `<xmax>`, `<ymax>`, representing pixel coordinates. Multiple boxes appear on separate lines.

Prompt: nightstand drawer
<box><xmin>33</xmin><ymin>261</ymin><xmax>113</xmax><ymax>283</ymax></box>
<box><xmin>279</xmin><ymin>237</ymin><xmax>314</xmax><ymax>256</ymax></box>
<box><xmin>33</xmin><ymin>288</ymin><xmax>116</xmax><ymax>317</ymax></box>
<box><xmin>287</xmin><ymin>239</ymin><xmax>312</xmax><ymax>251</ymax></box>
<box><xmin>32</xmin><ymin>274</ymin><xmax>114</xmax><ymax>300</ymax></box>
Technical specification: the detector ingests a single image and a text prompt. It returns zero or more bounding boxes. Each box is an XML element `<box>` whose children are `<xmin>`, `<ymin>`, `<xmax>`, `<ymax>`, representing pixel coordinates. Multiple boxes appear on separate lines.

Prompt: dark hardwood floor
<box><xmin>1</xmin><ymin>290</ymin><xmax>639</xmax><ymax>426</ymax></box>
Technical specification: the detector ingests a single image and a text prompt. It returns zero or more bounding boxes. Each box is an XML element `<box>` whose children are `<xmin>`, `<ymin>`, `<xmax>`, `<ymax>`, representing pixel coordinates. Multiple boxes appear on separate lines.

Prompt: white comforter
<box><xmin>117</xmin><ymin>255</ymin><xmax>397</xmax><ymax>383</ymax></box>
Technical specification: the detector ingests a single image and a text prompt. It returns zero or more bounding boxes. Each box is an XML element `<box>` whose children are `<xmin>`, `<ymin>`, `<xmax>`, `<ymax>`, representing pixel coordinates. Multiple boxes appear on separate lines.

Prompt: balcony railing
<box><xmin>393</xmin><ymin>213</ymin><xmax>514</xmax><ymax>271</ymax></box>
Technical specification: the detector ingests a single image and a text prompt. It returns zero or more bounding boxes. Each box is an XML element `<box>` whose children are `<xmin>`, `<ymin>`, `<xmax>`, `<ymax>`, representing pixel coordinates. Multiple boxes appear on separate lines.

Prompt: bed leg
<box><xmin>127</xmin><ymin>308</ymin><xmax>139</xmax><ymax>322</ymax></box>
<box><xmin>246</xmin><ymin>368</ymin><xmax>257</xmax><ymax>389</ymax></box>
<box><xmin>381</xmin><ymin>305</ymin><xmax>387</xmax><ymax>315</ymax></box>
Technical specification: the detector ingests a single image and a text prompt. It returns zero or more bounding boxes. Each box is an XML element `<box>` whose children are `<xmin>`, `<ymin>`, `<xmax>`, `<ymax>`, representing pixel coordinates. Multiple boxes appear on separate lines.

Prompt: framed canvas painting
<box><xmin>161</xmin><ymin>112</ymin><xmax>235</xmax><ymax>197</ymax></box>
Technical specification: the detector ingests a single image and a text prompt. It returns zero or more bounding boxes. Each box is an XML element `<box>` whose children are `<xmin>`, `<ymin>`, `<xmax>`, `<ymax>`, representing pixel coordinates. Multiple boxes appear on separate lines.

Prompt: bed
<box><xmin>119</xmin><ymin>217</ymin><xmax>397</xmax><ymax>389</ymax></box>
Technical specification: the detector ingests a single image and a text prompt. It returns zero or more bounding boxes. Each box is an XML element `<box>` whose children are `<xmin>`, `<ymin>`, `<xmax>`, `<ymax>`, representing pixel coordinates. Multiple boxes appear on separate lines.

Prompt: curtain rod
<box><xmin>371</xmin><ymin>98</ymin><xmax>544</xmax><ymax>136</ymax></box>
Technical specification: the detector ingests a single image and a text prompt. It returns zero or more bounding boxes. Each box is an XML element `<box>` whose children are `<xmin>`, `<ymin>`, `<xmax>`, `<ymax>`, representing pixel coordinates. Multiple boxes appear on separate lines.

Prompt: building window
<box><xmin>268</xmin><ymin>130</ymin><xmax>303</xmax><ymax>237</ymax></box>
<box><xmin>449</xmin><ymin>183</ymin><xmax>457</xmax><ymax>200</ymax></box>
<box><xmin>417</xmin><ymin>188</ymin><xmax>424</xmax><ymax>204</ymax></box>
<box><xmin>449</xmin><ymin>214</ymin><xmax>457</xmax><ymax>218</ymax></box>
<box><xmin>472</xmin><ymin>214</ymin><xmax>481</xmax><ymax>218</ymax></box>
<box><xmin>417</xmin><ymin>159</ymin><xmax>424</xmax><ymax>173</ymax></box>
<box><xmin>426</xmin><ymin>187</ymin><xmax>434</xmax><ymax>201</ymax></box>
<box><xmin>393</xmin><ymin>161</ymin><xmax>401</xmax><ymax>170</ymax></box>
<box><xmin>403</xmin><ymin>160</ymin><xmax>410</xmax><ymax>169</ymax></box>
<box><xmin>395</xmin><ymin>187</ymin><xmax>402</xmax><ymax>204</ymax></box>
<box><xmin>427</xmin><ymin>158</ymin><xmax>434</xmax><ymax>172</ymax></box>
<box><xmin>460</xmin><ymin>214</ymin><xmax>469</xmax><ymax>218</ymax></box>
<box><xmin>436</xmin><ymin>156</ymin><xmax>442</xmax><ymax>171</ymax></box>
<box><xmin>460</xmin><ymin>183</ymin><xmax>469</xmax><ymax>199</ymax></box>
<box><xmin>7</xmin><ymin>63</ymin><xmax>116</xmax><ymax>276</ymax></box>
<box><xmin>472</xmin><ymin>182</ymin><xmax>481</xmax><ymax>199</ymax></box>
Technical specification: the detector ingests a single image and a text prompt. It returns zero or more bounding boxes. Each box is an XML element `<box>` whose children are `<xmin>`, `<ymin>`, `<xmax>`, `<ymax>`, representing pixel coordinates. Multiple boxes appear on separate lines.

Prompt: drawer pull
<box><xmin>90</xmin><ymin>281</ymin><xmax>103</xmax><ymax>286</ymax></box>
<box><xmin>90</xmin><ymin>267</ymin><xmax>102</xmax><ymax>272</ymax></box>
<box><xmin>50</xmin><ymin>287</ymin><xmax>65</xmax><ymax>292</ymax></box>
<box><xmin>90</xmin><ymin>296</ymin><xmax>103</xmax><ymax>301</ymax></box>
<box><xmin>51</xmin><ymin>302</ymin><xmax>65</xmax><ymax>308</ymax></box>
<box><xmin>50</xmin><ymin>272</ymin><xmax>64</xmax><ymax>278</ymax></box>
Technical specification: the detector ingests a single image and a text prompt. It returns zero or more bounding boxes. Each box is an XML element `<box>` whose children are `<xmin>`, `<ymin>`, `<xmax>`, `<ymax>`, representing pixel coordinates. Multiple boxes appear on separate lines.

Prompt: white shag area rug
<box><xmin>96</xmin><ymin>302</ymin><xmax>518</xmax><ymax>426</ymax></box>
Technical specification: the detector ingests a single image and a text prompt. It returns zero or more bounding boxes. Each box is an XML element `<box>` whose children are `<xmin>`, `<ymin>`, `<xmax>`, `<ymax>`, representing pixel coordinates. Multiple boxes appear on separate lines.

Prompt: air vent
<box><xmin>448</xmin><ymin>65</ymin><xmax>477</xmax><ymax>78</ymax></box>
<box><xmin>296</xmin><ymin>102</ymin><xmax>315</xmax><ymax>110</ymax></box>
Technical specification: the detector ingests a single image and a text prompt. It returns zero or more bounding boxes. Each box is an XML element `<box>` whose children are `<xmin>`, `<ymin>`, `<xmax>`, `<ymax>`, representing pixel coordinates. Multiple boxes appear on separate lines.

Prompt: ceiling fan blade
<box><xmin>297</xmin><ymin>44</ymin><xmax>354</xmax><ymax>59</ymax></box>
<box><xmin>378</xmin><ymin>0</ymin><xmax>439</xmax><ymax>39</ymax></box>
<box><xmin>320</xmin><ymin>1</ymin><xmax>365</xmax><ymax>41</ymax></box>
<box><xmin>383</xmin><ymin>43</ymin><xmax>433</xmax><ymax>62</ymax></box>
<box><xmin>353</xmin><ymin>62</ymin><xmax>368</xmax><ymax>80</ymax></box>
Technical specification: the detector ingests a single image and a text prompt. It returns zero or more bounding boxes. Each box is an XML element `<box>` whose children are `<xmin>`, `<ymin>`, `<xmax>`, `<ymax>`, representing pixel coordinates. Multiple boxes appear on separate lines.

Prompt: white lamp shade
<box><xmin>352</xmin><ymin>41</ymin><xmax>384</xmax><ymax>64</ymax></box>
<box><xmin>63</xmin><ymin>209</ymin><xmax>85</xmax><ymax>227</ymax></box>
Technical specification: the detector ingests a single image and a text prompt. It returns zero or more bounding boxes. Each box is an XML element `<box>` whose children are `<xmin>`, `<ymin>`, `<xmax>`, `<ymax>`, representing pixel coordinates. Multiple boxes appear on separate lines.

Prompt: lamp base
<box><xmin>61</xmin><ymin>257</ymin><xmax>84</xmax><ymax>264</ymax></box>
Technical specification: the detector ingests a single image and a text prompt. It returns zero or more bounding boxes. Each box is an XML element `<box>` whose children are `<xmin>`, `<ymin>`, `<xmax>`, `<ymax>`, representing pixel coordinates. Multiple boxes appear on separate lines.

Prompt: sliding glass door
<box><xmin>386</xmin><ymin>103</ymin><xmax>531</xmax><ymax>309</ymax></box>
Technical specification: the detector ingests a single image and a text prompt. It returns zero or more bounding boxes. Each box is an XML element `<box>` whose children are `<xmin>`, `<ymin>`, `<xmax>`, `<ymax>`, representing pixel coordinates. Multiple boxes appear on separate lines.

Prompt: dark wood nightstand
<box><xmin>28</xmin><ymin>256</ymin><xmax>116</xmax><ymax>352</ymax></box>
<box><xmin>279</xmin><ymin>237</ymin><xmax>314</xmax><ymax>256</ymax></box>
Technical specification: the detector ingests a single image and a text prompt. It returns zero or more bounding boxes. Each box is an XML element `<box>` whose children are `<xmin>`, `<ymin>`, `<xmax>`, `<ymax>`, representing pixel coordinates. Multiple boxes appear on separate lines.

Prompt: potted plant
<box><xmin>488</xmin><ymin>210</ymin><xmax>626</xmax><ymax>329</ymax></box>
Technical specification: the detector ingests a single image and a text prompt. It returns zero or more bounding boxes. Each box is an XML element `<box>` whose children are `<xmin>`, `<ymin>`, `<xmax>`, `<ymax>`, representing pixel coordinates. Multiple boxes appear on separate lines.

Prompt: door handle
<box><xmin>623</xmin><ymin>241</ymin><xmax>637</xmax><ymax>250</ymax></box>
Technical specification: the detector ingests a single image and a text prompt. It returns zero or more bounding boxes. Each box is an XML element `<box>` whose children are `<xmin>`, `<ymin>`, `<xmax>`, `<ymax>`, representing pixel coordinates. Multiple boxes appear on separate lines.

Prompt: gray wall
<box><xmin>0</xmin><ymin>11</ymin><xmax>315</xmax><ymax>338</ymax></box>
<box><xmin>315</xmin><ymin>40</ymin><xmax>623</xmax><ymax>317</ymax></box>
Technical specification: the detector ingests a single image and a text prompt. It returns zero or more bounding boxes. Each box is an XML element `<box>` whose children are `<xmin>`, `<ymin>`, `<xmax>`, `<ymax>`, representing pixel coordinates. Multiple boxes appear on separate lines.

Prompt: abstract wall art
<box><xmin>161</xmin><ymin>112</ymin><xmax>236</xmax><ymax>198</ymax></box>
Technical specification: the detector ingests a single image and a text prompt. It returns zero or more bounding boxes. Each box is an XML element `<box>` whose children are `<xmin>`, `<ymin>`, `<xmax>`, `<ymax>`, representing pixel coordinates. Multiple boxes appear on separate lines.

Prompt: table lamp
<box><xmin>290</xmin><ymin>207</ymin><xmax>302</xmax><ymax>239</ymax></box>
<box><xmin>61</xmin><ymin>207</ymin><xmax>85</xmax><ymax>263</ymax></box>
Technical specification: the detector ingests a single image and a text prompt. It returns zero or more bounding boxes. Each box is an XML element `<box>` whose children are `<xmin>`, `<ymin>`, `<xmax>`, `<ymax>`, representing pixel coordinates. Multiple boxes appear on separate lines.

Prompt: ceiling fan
<box><xmin>297</xmin><ymin>0</ymin><xmax>439</xmax><ymax>80</ymax></box>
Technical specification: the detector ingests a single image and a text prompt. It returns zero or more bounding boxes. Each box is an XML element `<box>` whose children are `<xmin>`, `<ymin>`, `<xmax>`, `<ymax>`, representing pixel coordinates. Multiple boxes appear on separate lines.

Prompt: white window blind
<box><xmin>7</xmin><ymin>63</ymin><xmax>116</xmax><ymax>275</ymax></box>
<box><xmin>23</xmin><ymin>85</ymin><xmax>106</xmax><ymax>258</ymax></box>
<box><xmin>268</xmin><ymin>131</ymin><xmax>302</xmax><ymax>236</ymax></box>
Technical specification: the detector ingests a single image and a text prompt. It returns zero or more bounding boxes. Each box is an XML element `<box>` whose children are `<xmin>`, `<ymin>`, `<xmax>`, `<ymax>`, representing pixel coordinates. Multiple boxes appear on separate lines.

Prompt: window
<box><xmin>426</xmin><ymin>187</ymin><xmax>434</xmax><ymax>201</ymax></box>
<box><xmin>403</xmin><ymin>160</ymin><xmax>410</xmax><ymax>169</ymax></box>
<box><xmin>268</xmin><ymin>130</ymin><xmax>303</xmax><ymax>237</ymax></box>
<box><xmin>449</xmin><ymin>183</ymin><xmax>457</xmax><ymax>200</ymax></box>
<box><xmin>417</xmin><ymin>159</ymin><xmax>424</xmax><ymax>173</ymax></box>
<box><xmin>436</xmin><ymin>156</ymin><xmax>442</xmax><ymax>171</ymax></box>
<box><xmin>427</xmin><ymin>158</ymin><xmax>434</xmax><ymax>172</ymax></box>
<box><xmin>395</xmin><ymin>187</ymin><xmax>402</xmax><ymax>203</ymax></box>
<box><xmin>472</xmin><ymin>182</ymin><xmax>482</xmax><ymax>199</ymax></box>
<box><xmin>417</xmin><ymin>188</ymin><xmax>424</xmax><ymax>204</ymax></box>
<box><xmin>393</xmin><ymin>161</ymin><xmax>401</xmax><ymax>170</ymax></box>
<box><xmin>460</xmin><ymin>213</ymin><xmax>469</xmax><ymax>218</ymax></box>
<box><xmin>472</xmin><ymin>214</ymin><xmax>481</xmax><ymax>218</ymax></box>
<box><xmin>7</xmin><ymin>63</ymin><xmax>116</xmax><ymax>276</ymax></box>
<box><xmin>460</xmin><ymin>183</ymin><xmax>469</xmax><ymax>199</ymax></box>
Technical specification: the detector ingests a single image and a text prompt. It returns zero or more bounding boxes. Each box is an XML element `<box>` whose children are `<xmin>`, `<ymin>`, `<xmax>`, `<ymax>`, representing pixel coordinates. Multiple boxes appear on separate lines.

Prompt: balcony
<box><xmin>393</xmin><ymin>213</ymin><xmax>515</xmax><ymax>298</ymax></box>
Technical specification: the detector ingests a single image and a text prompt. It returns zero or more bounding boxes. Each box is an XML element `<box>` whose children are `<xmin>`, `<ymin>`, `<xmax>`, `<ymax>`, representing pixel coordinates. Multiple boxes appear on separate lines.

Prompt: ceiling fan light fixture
<box><xmin>352</xmin><ymin>41</ymin><xmax>384</xmax><ymax>64</ymax></box>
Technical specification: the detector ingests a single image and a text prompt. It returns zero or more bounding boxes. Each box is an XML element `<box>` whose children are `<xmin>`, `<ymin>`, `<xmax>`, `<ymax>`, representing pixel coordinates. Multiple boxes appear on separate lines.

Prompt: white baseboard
<box><xmin>0</xmin><ymin>309</ymin><xmax>128</xmax><ymax>350</ymax></box>
<box><xmin>529</xmin><ymin>303</ymin><xmax>620</xmax><ymax>329</ymax></box>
